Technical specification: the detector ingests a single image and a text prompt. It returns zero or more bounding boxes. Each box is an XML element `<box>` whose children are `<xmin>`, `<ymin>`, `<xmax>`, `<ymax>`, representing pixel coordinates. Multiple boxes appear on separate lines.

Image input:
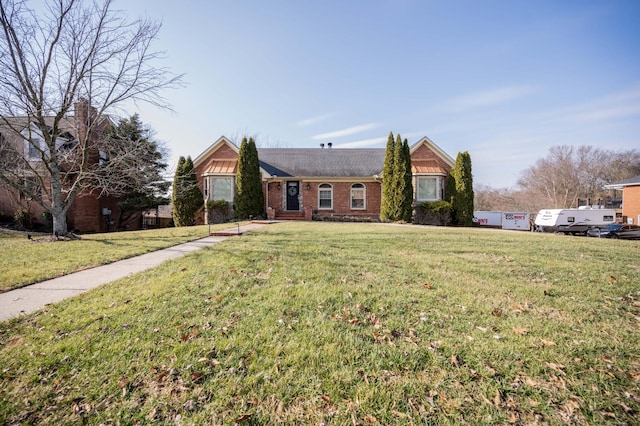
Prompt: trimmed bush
<box><xmin>206</xmin><ymin>200</ymin><xmax>231</xmax><ymax>224</ymax></box>
<box><xmin>414</xmin><ymin>201</ymin><xmax>452</xmax><ymax>226</ymax></box>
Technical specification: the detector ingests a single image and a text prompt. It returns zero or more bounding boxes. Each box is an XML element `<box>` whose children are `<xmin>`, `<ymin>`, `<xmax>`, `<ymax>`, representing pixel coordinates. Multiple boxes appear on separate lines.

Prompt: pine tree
<box><xmin>106</xmin><ymin>114</ymin><xmax>170</xmax><ymax>229</ymax></box>
<box><xmin>447</xmin><ymin>151</ymin><xmax>474</xmax><ymax>226</ymax></box>
<box><xmin>235</xmin><ymin>137</ymin><xmax>264</xmax><ymax>219</ymax></box>
<box><xmin>247</xmin><ymin>138</ymin><xmax>265</xmax><ymax>217</ymax></box>
<box><xmin>456</xmin><ymin>151</ymin><xmax>474</xmax><ymax>226</ymax></box>
<box><xmin>444</xmin><ymin>167</ymin><xmax>458</xmax><ymax>224</ymax></box>
<box><xmin>401</xmin><ymin>138</ymin><xmax>414</xmax><ymax>222</ymax></box>
<box><xmin>390</xmin><ymin>134</ymin><xmax>405</xmax><ymax>221</ymax></box>
<box><xmin>380</xmin><ymin>132</ymin><xmax>395</xmax><ymax>221</ymax></box>
<box><xmin>172</xmin><ymin>156</ymin><xmax>203</xmax><ymax>226</ymax></box>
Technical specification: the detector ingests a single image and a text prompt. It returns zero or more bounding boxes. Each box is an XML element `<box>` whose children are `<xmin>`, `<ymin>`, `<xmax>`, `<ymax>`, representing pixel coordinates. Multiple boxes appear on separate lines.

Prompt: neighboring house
<box><xmin>143</xmin><ymin>204</ymin><xmax>173</xmax><ymax>229</ymax></box>
<box><xmin>0</xmin><ymin>101</ymin><xmax>137</xmax><ymax>233</ymax></box>
<box><xmin>193</xmin><ymin>136</ymin><xmax>454</xmax><ymax>222</ymax></box>
<box><xmin>605</xmin><ymin>175</ymin><xmax>640</xmax><ymax>225</ymax></box>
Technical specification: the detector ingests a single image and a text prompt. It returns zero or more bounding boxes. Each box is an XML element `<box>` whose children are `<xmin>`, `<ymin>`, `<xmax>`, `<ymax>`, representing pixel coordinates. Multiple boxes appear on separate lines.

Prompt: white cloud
<box><xmin>546</xmin><ymin>86</ymin><xmax>640</xmax><ymax>124</ymax></box>
<box><xmin>296</xmin><ymin>112</ymin><xmax>335</xmax><ymax>127</ymax></box>
<box><xmin>439</xmin><ymin>85</ymin><xmax>536</xmax><ymax>112</ymax></box>
<box><xmin>312</xmin><ymin>123</ymin><xmax>380</xmax><ymax>140</ymax></box>
<box><xmin>334</xmin><ymin>137</ymin><xmax>387</xmax><ymax>148</ymax></box>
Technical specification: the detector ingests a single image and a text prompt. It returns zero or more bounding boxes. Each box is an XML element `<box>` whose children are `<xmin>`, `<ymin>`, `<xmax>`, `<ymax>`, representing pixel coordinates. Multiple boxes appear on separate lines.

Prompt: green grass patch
<box><xmin>1</xmin><ymin>223</ymin><xmax>638</xmax><ymax>424</ymax></box>
<box><xmin>0</xmin><ymin>224</ymin><xmax>235</xmax><ymax>292</ymax></box>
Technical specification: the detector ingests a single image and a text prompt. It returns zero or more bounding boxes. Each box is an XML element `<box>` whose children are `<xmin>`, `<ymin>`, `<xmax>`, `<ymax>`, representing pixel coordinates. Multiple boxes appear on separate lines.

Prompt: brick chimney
<box><xmin>74</xmin><ymin>98</ymin><xmax>97</xmax><ymax>141</ymax></box>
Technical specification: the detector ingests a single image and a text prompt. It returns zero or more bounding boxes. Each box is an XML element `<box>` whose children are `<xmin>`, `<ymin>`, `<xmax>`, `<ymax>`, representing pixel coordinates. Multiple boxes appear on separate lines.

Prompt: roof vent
<box><xmin>320</xmin><ymin>143</ymin><xmax>325</xmax><ymax>149</ymax></box>
<box><xmin>327</xmin><ymin>142</ymin><xmax>332</xmax><ymax>149</ymax></box>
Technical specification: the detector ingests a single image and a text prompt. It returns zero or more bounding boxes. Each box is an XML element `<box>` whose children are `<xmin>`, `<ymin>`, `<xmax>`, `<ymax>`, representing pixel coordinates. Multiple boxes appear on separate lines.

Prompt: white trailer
<box><xmin>534</xmin><ymin>207</ymin><xmax>616</xmax><ymax>234</ymax></box>
<box><xmin>502</xmin><ymin>212</ymin><xmax>531</xmax><ymax>231</ymax></box>
<box><xmin>473</xmin><ymin>211</ymin><xmax>503</xmax><ymax>227</ymax></box>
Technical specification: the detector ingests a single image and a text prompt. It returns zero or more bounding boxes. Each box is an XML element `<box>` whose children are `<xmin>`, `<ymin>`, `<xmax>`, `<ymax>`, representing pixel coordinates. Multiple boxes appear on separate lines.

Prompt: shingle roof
<box><xmin>605</xmin><ymin>175</ymin><xmax>640</xmax><ymax>189</ymax></box>
<box><xmin>257</xmin><ymin>148</ymin><xmax>386</xmax><ymax>178</ymax></box>
<box><xmin>615</xmin><ymin>175</ymin><xmax>640</xmax><ymax>185</ymax></box>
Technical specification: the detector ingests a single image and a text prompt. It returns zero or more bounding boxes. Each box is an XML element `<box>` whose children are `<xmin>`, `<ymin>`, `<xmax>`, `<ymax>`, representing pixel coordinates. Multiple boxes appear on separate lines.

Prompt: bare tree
<box><xmin>517</xmin><ymin>145</ymin><xmax>640</xmax><ymax>209</ymax></box>
<box><xmin>0</xmin><ymin>0</ymin><xmax>182</xmax><ymax>235</ymax></box>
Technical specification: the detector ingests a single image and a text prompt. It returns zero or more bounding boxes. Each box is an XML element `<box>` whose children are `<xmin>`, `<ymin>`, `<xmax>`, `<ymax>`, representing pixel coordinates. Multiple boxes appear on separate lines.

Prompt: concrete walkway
<box><xmin>0</xmin><ymin>222</ymin><xmax>270</xmax><ymax>322</ymax></box>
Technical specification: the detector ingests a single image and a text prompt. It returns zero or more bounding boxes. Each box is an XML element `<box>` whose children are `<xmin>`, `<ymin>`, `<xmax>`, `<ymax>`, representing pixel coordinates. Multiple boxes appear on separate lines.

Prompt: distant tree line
<box><xmin>475</xmin><ymin>145</ymin><xmax>640</xmax><ymax>212</ymax></box>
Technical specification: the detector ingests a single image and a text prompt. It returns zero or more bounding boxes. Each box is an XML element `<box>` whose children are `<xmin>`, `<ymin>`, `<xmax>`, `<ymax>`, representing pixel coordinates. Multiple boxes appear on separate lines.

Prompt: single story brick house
<box><xmin>605</xmin><ymin>175</ymin><xmax>640</xmax><ymax>225</ymax></box>
<box><xmin>193</xmin><ymin>136</ymin><xmax>455</xmax><ymax>222</ymax></box>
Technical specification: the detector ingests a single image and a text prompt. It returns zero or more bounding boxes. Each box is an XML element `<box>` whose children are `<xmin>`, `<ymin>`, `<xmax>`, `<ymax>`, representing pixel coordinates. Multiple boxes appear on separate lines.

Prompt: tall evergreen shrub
<box><xmin>234</xmin><ymin>137</ymin><xmax>264</xmax><ymax>219</ymax></box>
<box><xmin>382</xmin><ymin>133</ymin><xmax>413</xmax><ymax>222</ymax></box>
<box><xmin>401</xmin><ymin>138</ymin><xmax>414</xmax><ymax>222</ymax></box>
<box><xmin>380</xmin><ymin>132</ymin><xmax>396</xmax><ymax>221</ymax></box>
<box><xmin>447</xmin><ymin>151</ymin><xmax>474</xmax><ymax>226</ymax></box>
<box><xmin>172</xmin><ymin>156</ymin><xmax>203</xmax><ymax>226</ymax></box>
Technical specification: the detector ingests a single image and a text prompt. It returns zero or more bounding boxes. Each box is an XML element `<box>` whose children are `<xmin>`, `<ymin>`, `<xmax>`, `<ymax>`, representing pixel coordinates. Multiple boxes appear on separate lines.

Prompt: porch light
<box><xmin>306</xmin><ymin>183</ymin><xmax>311</xmax><ymax>190</ymax></box>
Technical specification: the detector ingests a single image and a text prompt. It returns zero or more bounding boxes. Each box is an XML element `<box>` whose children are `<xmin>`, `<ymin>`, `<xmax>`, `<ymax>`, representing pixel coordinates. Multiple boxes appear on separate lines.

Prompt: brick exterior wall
<box><xmin>66</xmin><ymin>192</ymin><xmax>126</xmax><ymax>233</ymax></box>
<box><xmin>303</xmin><ymin>181</ymin><xmax>382</xmax><ymax>219</ymax></box>
<box><xmin>411</xmin><ymin>143</ymin><xmax>452</xmax><ymax>170</ymax></box>
<box><xmin>622</xmin><ymin>185</ymin><xmax>640</xmax><ymax>224</ymax></box>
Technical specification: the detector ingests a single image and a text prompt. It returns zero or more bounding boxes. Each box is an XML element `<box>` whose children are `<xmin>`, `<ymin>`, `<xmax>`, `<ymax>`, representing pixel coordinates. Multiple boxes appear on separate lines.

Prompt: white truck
<box><xmin>534</xmin><ymin>206</ymin><xmax>616</xmax><ymax>235</ymax></box>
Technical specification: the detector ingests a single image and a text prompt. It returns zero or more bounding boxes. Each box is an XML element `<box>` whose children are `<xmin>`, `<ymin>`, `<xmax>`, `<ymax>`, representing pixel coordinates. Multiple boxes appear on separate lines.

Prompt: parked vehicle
<box><xmin>587</xmin><ymin>223</ymin><xmax>640</xmax><ymax>239</ymax></box>
<box><xmin>534</xmin><ymin>207</ymin><xmax>616</xmax><ymax>235</ymax></box>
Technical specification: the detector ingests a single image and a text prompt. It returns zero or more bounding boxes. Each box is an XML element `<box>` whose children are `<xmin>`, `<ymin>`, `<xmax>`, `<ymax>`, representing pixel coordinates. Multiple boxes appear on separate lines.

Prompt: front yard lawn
<box><xmin>0</xmin><ymin>224</ymin><xmax>234</xmax><ymax>292</ymax></box>
<box><xmin>1</xmin><ymin>222</ymin><xmax>638</xmax><ymax>424</ymax></box>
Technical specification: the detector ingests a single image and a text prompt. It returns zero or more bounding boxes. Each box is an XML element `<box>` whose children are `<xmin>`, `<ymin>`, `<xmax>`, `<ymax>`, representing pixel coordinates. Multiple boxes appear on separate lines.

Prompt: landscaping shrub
<box><xmin>414</xmin><ymin>200</ymin><xmax>452</xmax><ymax>226</ymax></box>
<box><xmin>206</xmin><ymin>199</ymin><xmax>231</xmax><ymax>224</ymax></box>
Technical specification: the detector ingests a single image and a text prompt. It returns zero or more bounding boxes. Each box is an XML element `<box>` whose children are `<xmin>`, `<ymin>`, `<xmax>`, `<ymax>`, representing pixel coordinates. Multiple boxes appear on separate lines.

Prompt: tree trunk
<box><xmin>52</xmin><ymin>209</ymin><xmax>68</xmax><ymax>236</ymax></box>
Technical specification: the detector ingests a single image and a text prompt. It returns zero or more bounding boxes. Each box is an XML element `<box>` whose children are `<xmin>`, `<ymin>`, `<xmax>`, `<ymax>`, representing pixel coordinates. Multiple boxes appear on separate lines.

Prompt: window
<box><xmin>208</xmin><ymin>176</ymin><xmax>234</xmax><ymax>202</ymax></box>
<box><xmin>603</xmin><ymin>215</ymin><xmax>614</xmax><ymax>222</ymax></box>
<box><xmin>417</xmin><ymin>177</ymin><xmax>439</xmax><ymax>201</ymax></box>
<box><xmin>318</xmin><ymin>183</ymin><xmax>333</xmax><ymax>209</ymax></box>
<box><xmin>26</xmin><ymin>140</ymin><xmax>42</xmax><ymax>160</ymax></box>
<box><xmin>351</xmin><ymin>183</ymin><xmax>365</xmax><ymax>209</ymax></box>
<box><xmin>99</xmin><ymin>150</ymin><xmax>108</xmax><ymax>166</ymax></box>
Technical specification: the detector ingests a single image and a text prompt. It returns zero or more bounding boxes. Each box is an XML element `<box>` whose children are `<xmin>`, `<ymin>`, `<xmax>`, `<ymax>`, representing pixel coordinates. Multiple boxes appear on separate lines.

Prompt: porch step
<box><xmin>210</xmin><ymin>231</ymin><xmax>243</xmax><ymax>236</ymax></box>
<box><xmin>275</xmin><ymin>211</ymin><xmax>305</xmax><ymax>220</ymax></box>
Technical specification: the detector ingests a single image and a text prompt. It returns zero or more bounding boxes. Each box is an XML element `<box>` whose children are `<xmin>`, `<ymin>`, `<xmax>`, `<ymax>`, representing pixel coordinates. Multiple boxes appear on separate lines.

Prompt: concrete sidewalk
<box><xmin>0</xmin><ymin>222</ymin><xmax>270</xmax><ymax>322</ymax></box>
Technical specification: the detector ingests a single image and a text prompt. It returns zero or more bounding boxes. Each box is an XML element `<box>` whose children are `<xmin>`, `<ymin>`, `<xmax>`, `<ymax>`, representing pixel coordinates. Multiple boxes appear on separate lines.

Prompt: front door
<box><xmin>286</xmin><ymin>181</ymin><xmax>300</xmax><ymax>211</ymax></box>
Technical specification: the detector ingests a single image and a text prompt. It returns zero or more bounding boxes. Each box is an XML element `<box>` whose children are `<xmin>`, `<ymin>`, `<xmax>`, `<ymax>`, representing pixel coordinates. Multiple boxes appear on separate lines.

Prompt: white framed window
<box><xmin>208</xmin><ymin>176</ymin><xmax>234</xmax><ymax>202</ymax></box>
<box><xmin>318</xmin><ymin>183</ymin><xmax>333</xmax><ymax>209</ymax></box>
<box><xmin>351</xmin><ymin>183</ymin><xmax>365</xmax><ymax>209</ymax></box>
<box><xmin>416</xmin><ymin>176</ymin><xmax>440</xmax><ymax>202</ymax></box>
<box><xmin>25</xmin><ymin>138</ymin><xmax>44</xmax><ymax>161</ymax></box>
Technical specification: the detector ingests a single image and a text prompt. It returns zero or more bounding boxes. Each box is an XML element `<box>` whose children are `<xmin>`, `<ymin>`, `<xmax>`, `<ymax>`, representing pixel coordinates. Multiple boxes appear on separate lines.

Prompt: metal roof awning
<box><xmin>203</xmin><ymin>159</ymin><xmax>237</xmax><ymax>174</ymax></box>
<box><xmin>411</xmin><ymin>160</ymin><xmax>447</xmax><ymax>174</ymax></box>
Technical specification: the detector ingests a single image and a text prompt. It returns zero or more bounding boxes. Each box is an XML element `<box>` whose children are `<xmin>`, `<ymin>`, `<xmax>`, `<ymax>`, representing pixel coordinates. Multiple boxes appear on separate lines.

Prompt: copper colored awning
<box><xmin>411</xmin><ymin>160</ymin><xmax>446</xmax><ymax>174</ymax></box>
<box><xmin>204</xmin><ymin>159</ymin><xmax>237</xmax><ymax>174</ymax></box>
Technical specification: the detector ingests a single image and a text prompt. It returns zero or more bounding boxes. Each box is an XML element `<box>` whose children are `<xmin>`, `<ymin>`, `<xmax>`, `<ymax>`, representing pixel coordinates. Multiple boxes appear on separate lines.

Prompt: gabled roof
<box><xmin>193</xmin><ymin>136</ymin><xmax>238</xmax><ymax>168</ymax></box>
<box><xmin>257</xmin><ymin>148</ymin><xmax>386</xmax><ymax>178</ymax></box>
<box><xmin>411</xmin><ymin>136</ymin><xmax>455</xmax><ymax>168</ymax></box>
<box><xmin>605</xmin><ymin>175</ymin><xmax>640</xmax><ymax>190</ymax></box>
<box><xmin>194</xmin><ymin>135</ymin><xmax>454</xmax><ymax>179</ymax></box>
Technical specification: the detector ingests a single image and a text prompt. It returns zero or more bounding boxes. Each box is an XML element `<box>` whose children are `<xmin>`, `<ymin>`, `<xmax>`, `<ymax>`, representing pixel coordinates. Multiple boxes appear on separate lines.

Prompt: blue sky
<box><xmin>124</xmin><ymin>0</ymin><xmax>640</xmax><ymax>188</ymax></box>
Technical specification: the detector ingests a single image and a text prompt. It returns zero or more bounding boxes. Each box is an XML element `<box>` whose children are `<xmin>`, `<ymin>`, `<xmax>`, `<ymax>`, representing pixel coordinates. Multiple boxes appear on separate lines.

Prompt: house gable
<box><xmin>410</xmin><ymin>136</ymin><xmax>455</xmax><ymax>175</ymax></box>
<box><xmin>193</xmin><ymin>136</ymin><xmax>239</xmax><ymax>175</ymax></box>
